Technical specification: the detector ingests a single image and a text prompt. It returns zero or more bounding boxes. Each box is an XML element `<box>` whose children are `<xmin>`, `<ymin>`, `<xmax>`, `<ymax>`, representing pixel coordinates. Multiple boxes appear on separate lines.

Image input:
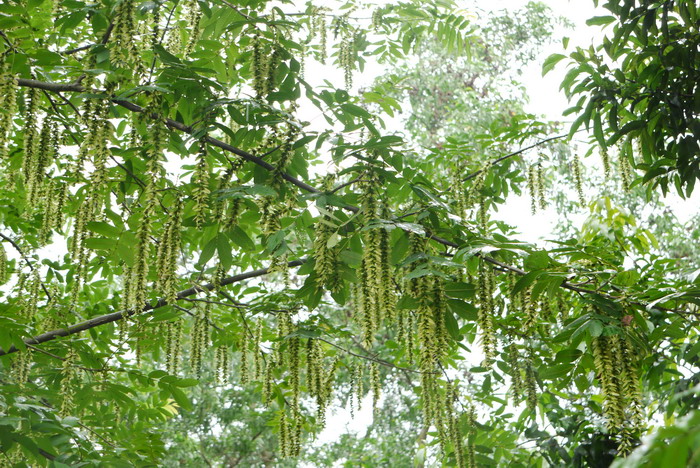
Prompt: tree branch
<box><xmin>462</xmin><ymin>132</ymin><xmax>575</xmax><ymax>182</ymax></box>
<box><xmin>0</xmin><ymin>259</ymin><xmax>306</xmax><ymax>356</ymax></box>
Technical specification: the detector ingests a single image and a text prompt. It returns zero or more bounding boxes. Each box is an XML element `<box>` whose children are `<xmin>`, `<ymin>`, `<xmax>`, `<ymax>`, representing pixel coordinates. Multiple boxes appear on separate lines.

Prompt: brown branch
<box><xmin>0</xmin><ymin>259</ymin><xmax>307</xmax><ymax>356</ymax></box>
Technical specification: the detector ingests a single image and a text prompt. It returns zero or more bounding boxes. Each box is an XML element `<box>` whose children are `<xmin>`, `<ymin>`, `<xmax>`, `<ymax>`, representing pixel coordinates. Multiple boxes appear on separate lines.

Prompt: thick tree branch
<box><xmin>0</xmin><ymin>259</ymin><xmax>306</xmax><ymax>356</ymax></box>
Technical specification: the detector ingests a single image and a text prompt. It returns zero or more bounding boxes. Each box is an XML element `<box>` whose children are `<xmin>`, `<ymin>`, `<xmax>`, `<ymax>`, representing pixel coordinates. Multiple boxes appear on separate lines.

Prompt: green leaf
<box><xmin>216</xmin><ymin>233</ymin><xmax>233</xmax><ymax>269</ymax></box>
<box><xmin>524</xmin><ymin>251</ymin><xmax>551</xmax><ymax>271</ymax></box>
<box><xmin>542</xmin><ymin>53</ymin><xmax>566</xmax><ymax>76</ymax></box>
<box><xmin>585</xmin><ymin>16</ymin><xmax>616</xmax><ymax>26</ymax></box>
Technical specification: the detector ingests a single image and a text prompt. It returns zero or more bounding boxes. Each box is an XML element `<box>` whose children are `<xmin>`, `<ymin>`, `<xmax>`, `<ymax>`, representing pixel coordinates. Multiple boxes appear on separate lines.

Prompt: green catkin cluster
<box><xmin>150</xmin><ymin>2</ymin><xmax>161</xmax><ymax>52</ymax></box>
<box><xmin>536</xmin><ymin>162</ymin><xmax>546</xmax><ymax>210</ymax></box>
<box><xmin>600</xmin><ymin>147</ymin><xmax>611</xmax><ymax>179</ymax></box>
<box><xmin>618</xmin><ymin>142</ymin><xmax>633</xmax><ymax>192</ymax></box>
<box><xmin>524</xmin><ymin>349</ymin><xmax>538</xmax><ymax>414</ymax></box>
<box><xmin>166</xmin><ymin>21</ymin><xmax>181</xmax><ymax>54</ymax></box>
<box><xmin>239</xmin><ymin>325</ymin><xmax>250</xmax><ymax>385</ymax></box>
<box><xmin>251</xmin><ymin>31</ymin><xmax>266</xmax><ymax>98</ymax></box>
<box><xmin>71</xmin><ymin>96</ymin><xmax>113</xmax><ymax>304</ymax></box>
<box><xmin>60</xmin><ymin>349</ymin><xmax>79</xmax><ymax>417</ymax></box>
<box><xmin>124</xmin><ymin>164</ymin><xmax>157</xmax><ymax>313</ymax></box>
<box><xmin>39</xmin><ymin>179</ymin><xmax>67</xmax><ymax>245</ymax></box>
<box><xmin>527</xmin><ymin>163</ymin><xmax>538</xmax><ymax>214</ymax></box>
<box><xmin>165</xmin><ymin>320</ymin><xmax>183</xmax><ymax>375</ymax></box>
<box><xmin>467</xmin><ymin>404</ymin><xmax>477</xmax><ymax>468</ymax></box>
<box><xmin>266</xmin><ymin>44</ymin><xmax>281</xmax><ymax>95</ymax></box>
<box><xmin>451</xmin><ymin>166</ymin><xmax>468</xmax><ymax>219</ymax></box>
<box><xmin>315</xmin><ymin>9</ymin><xmax>327</xmax><ymax>64</ymax></box>
<box><xmin>339</xmin><ymin>29</ymin><xmax>354</xmax><ymax>89</ymax></box>
<box><xmin>477</xmin><ymin>261</ymin><xmax>496</xmax><ymax>365</ymax></box>
<box><xmin>466</xmin><ymin>161</ymin><xmax>490</xmax><ymax>209</ymax></box>
<box><xmin>22</xmin><ymin>87</ymin><xmax>41</xmax><ymax>186</ymax></box>
<box><xmin>23</xmin><ymin>269</ymin><xmax>41</xmax><ymax>323</ymax></box>
<box><xmin>371</xmin><ymin>8</ymin><xmax>382</xmax><ymax>33</ymax></box>
<box><xmin>591</xmin><ymin>333</ymin><xmax>644</xmax><ymax>453</ymax></box>
<box><xmin>253</xmin><ymin>320</ymin><xmax>263</xmax><ymax>379</ymax></box>
<box><xmin>156</xmin><ymin>196</ymin><xmax>183</xmax><ymax>304</ymax></box>
<box><xmin>522</xmin><ymin>287</ymin><xmax>537</xmax><ymax>334</ymax></box>
<box><xmin>12</xmin><ymin>349</ymin><xmax>32</xmax><ymax>387</ymax></box>
<box><xmin>215</xmin><ymin>345</ymin><xmax>229</xmax><ymax>384</ymax></box>
<box><xmin>190</xmin><ymin>303</ymin><xmax>210</xmax><ymax>378</ymax></box>
<box><xmin>306</xmin><ymin>338</ymin><xmax>323</xmax><ymax>417</ymax></box>
<box><xmin>111</xmin><ymin>0</ymin><xmax>142</xmax><ymax>72</ymax></box>
<box><xmin>477</xmin><ymin>192</ymin><xmax>488</xmax><ymax>233</ymax></box>
<box><xmin>313</xmin><ymin>215</ymin><xmax>340</xmax><ymax>291</ymax></box>
<box><xmin>0</xmin><ymin>62</ymin><xmax>18</xmax><ymax>159</ymax></box>
<box><xmin>0</xmin><ymin>243</ymin><xmax>8</xmax><ymax>284</ymax></box>
<box><xmin>183</xmin><ymin>0</ymin><xmax>202</xmax><ymax>58</ymax></box>
<box><xmin>507</xmin><ymin>343</ymin><xmax>523</xmax><ymax>402</ymax></box>
<box><xmin>192</xmin><ymin>140</ymin><xmax>210</xmax><ymax>229</ymax></box>
<box><xmin>573</xmin><ymin>153</ymin><xmax>585</xmax><ymax>206</ymax></box>
<box><xmin>445</xmin><ymin>383</ymin><xmax>466</xmax><ymax>468</ymax></box>
<box><xmin>370</xmin><ymin>361</ymin><xmax>380</xmax><ymax>415</ymax></box>
<box><xmin>358</xmin><ymin>167</ymin><xmax>395</xmax><ymax>345</ymax></box>
<box><xmin>26</xmin><ymin>117</ymin><xmax>56</xmax><ymax>207</ymax></box>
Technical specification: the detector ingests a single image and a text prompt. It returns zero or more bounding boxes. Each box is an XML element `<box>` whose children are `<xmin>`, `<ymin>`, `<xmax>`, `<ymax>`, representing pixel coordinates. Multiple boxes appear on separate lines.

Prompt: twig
<box><xmin>0</xmin><ymin>232</ymin><xmax>54</xmax><ymax>301</ymax></box>
<box><xmin>462</xmin><ymin>132</ymin><xmax>576</xmax><ymax>182</ymax></box>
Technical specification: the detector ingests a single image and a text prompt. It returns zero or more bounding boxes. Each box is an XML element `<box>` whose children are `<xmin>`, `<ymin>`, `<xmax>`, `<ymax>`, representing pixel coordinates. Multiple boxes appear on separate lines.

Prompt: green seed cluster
<box><xmin>12</xmin><ymin>348</ymin><xmax>32</xmax><ymax>387</ymax></box>
<box><xmin>600</xmin><ymin>147</ymin><xmax>611</xmax><ymax>179</ymax></box>
<box><xmin>165</xmin><ymin>319</ymin><xmax>183</xmax><ymax>375</ymax></box>
<box><xmin>370</xmin><ymin>361</ymin><xmax>380</xmax><ymax>416</ymax></box>
<box><xmin>0</xmin><ymin>62</ymin><xmax>19</xmax><ymax>159</ymax></box>
<box><xmin>524</xmin><ymin>348</ymin><xmax>537</xmax><ymax>414</ymax></box>
<box><xmin>618</xmin><ymin>142</ymin><xmax>634</xmax><ymax>193</ymax></box>
<box><xmin>522</xmin><ymin>286</ymin><xmax>537</xmax><ymax>334</ymax></box>
<box><xmin>0</xmin><ymin>243</ymin><xmax>8</xmax><ymax>285</ymax></box>
<box><xmin>466</xmin><ymin>404</ymin><xmax>477</xmax><ymax>468</ymax></box>
<box><xmin>314</xmin><ymin>9</ymin><xmax>327</xmax><ymax>64</ymax></box>
<box><xmin>111</xmin><ymin>0</ymin><xmax>143</xmax><ymax>73</ymax></box>
<box><xmin>507</xmin><ymin>342</ymin><xmax>523</xmax><ymax>402</ymax></box>
<box><xmin>358</xmin><ymin>168</ymin><xmax>395</xmax><ymax>346</ymax></box>
<box><xmin>192</xmin><ymin>139</ymin><xmax>210</xmax><ymax>229</ymax></box>
<box><xmin>59</xmin><ymin>349</ymin><xmax>79</xmax><ymax>417</ymax></box>
<box><xmin>156</xmin><ymin>196</ymin><xmax>183</xmax><ymax>305</ymax></box>
<box><xmin>477</xmin><ymin>261</ymin><xmax>496</xmax><ymax>365</ymax></box>
<box><xmin>591</xmin><ymin>332</ymin><xmax>644</xmax><ymax>452</ymax></box>
<box><xmin>183</xmin><ymin>0</ymin><xmax>202</xmax><ymax>58</ymax></box>
<box><xmin>339</xmin><ymin>30</ymin><xmax>354</xmax><ymax>89</ymax></box>
<box><xmin>190</xmin><ymin>302</ymin><xmax>210</xmax><ymax>378</ymax></box>
<box><xmin>313</xmin><ymin>215</ymin><xmax>340</xmax><ymax>291</ymax></box>
<box><xmin>527</xmin><ymin>163</ymin><xmax>538</xmax><ymax>214</ymax></box>
<box><xmin>215</xmin><ymin>345</ymin><xmax>229</xmax><ymax>384</ymax></box>
<box><xmin>371</xmin><ymin>8</ymin><xmax>382</xmax><ymax>33</ymax></box>
<box><xmin>451</xmin><ymin>167</ymin><xmax>468</xmax><ymax>219</ymax></box>
<box><xmin>71</xmin><ymin>94</ymin><xmax>113</xmax><ymax>305</ymax></box>
<box><xmin>21</xmin><ymin>87</ymin><xmax>41</xmax><ymax>189</ymax></box>
<box><xmin>124</xmin><ymin>166</ymin><xmax>157</xmax><ymax>313</ymax></box>
<box><xmin>572</xmin><ymin>153</ymin><xmax>585</xmax><ymax>206</ymax></box>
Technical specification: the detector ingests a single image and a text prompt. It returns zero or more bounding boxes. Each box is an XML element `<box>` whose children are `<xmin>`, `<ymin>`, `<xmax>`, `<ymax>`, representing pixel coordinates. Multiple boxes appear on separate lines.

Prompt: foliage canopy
<box><xmin>0</xmin><ymin>0</ymin><xmax>699</xmax><ymax>467</ymax></box>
